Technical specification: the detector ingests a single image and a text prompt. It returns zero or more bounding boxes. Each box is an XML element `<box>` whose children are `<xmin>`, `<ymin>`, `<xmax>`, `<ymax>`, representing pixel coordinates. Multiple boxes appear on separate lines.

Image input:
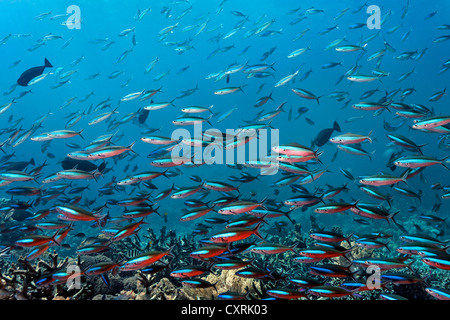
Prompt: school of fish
<box><xmin>0</xmin><ymin>0</ymin><xmax>449</xmax><ymax>300</ymax></box>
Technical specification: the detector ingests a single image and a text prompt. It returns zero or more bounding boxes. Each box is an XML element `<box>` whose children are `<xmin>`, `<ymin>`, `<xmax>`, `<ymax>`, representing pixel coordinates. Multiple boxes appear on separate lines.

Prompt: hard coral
<box><xmin>141</xmin><ymin>277</ymin><xmax>196</xmax><ymax>300</ymax></box>
<box><xmin>182</xmin><ymin>269</ymin><xmax>262</xmax><ymax>300</ymax></box>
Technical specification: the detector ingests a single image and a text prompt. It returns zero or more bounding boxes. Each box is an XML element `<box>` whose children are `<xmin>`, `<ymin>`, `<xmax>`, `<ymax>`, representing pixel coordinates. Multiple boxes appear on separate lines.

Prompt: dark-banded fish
<box><xmin>17</xmin><ymin>58</ymin><xmax>53</xmax><ymax>86</ymax></box>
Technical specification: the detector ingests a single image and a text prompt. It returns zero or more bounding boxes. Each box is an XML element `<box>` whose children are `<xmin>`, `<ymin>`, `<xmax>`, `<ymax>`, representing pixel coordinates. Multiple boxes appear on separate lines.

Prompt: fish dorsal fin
<box><xmin>286</xmin><ymin>142</ymin><xmax>306</xmax><ymax>148</ymax></box>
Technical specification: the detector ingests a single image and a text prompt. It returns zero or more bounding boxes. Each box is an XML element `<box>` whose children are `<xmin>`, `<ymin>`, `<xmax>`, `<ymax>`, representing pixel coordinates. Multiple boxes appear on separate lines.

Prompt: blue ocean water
<box><xmin>0</xmin><ymin>0</ymin><xmax>449</xmax><ymax>300</ymax></box>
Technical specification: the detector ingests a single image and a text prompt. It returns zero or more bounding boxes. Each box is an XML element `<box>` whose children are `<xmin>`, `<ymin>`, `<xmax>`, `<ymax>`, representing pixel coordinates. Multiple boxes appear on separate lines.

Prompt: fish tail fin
<box><xmin>127</xmin><ymin>141</ymin><xmax>137</xmax><ymax>154</ymax></box>
<box><xmin>400</xmin><ymin>170</ymin><xmax>410</xmax><ymax>185</ymax></box>
<box><xmin>91</xmin><ymin>169</ymin><xmax>99</xmax><ymax>182</ymax></box>
<box><xmin>270</xmin><ymin>61</ymin><xmax>276</xmax><ymax>71</ymax></box>
<box><xmin>386</xmin><ymin>195</ymin><xmax>393</xmax><ymax>207</ymax></box>
<box><xmin>406</xmin><ymin>261</ymin><xmax>415</xmax><ymax>272</ymax></box>
<box><xmin>389</xmin><ymin>210</ymin><xmax>400</xmax><ymax>225</ymax></box>
<box><xmin>417</xmin><ymin>189</ymin><xmax>423</xmax><ymax>203</ymax></box>
<box><xmin>333</xmin><ymin>121</ymin><xmax>341</xmax><ymax>132</ymax></box>
<box><xmin>367</xmin><ymin>129</ymin><xmax>373</xmax><ymax>143</ymax></box>
<box><xmin>260</xmin><ymin>196</ymin><xmax>268</xmax><ymax>205</ymax></box>
<box><xmin>212</xmin><ymin>281</ymin><xmax>219</xmax><ymax>292</ymax></box>
<box><xmin>166</xmin><ymin>245</ymin><xmax>176</xmax><ymax>259</ymax></box>
<box><xmin>260</xmin><ymin>213</ymin><xmax>269</xmax><ymax>225</ymax></box>
<box><xmin>285</xmin><ymin>207</ymin><xmax>296</xmax><ymax>224</ymax></box>
<box><xmin>44</xmin><ymin>58</ymin><xmax>53</xmax><ymax>68</ymax></box>
<box><xmin>51</xmin><ymin>231</ymin><xmax>61</xmax><ymax>246</ymax></box>
<box><xmin>162</xmin><ymin>169</ymin><xmax>171</xmax><ymax>179</ymax></box>
<box><xmin>369</xmin><ymin>150</ymin><xmax>376</xmax><ymax>162</ymax></box>
<box><xmin>440</xmin><ymin>155</ymin><xmax>449</xmax><ymax>170</ymax></box>
<box><xmin>253</xmin><ymin>221</ymin><xmax>265</xmax><ymax>241</ymax></box>
<box><xmin>78</xmin><ymin>128</ymin><xmax>85</xmax><ymax>140</ymax></box>
<box><xmin>206</xmin><ymin>114</ymin><xmax>213</xmax><ymax>126</ymax></box>
<box><xmin>291</xmin><ymin>241</ymin><xmax>301</xmax><ymax>254</ymax></box>
<box><xmin>361</xmin><ymin>42</ymin><xmax>368</xmax><ymax>52</ymax></box>
<box><xmin>417</xmin><ymin>143</ymin><xmax>428</xmax><ymax>154</ymax></box>
<box><xmin>318</xmin><ymin>192</ymin><xmax>326</xmax><ymax>204</ymax></box>
<box><xmin>111</xmin><ymin>265</ymin><xmax>120</xmax><ymax>277</ymax></box>
<box><xmin>315</xmin><ymin>150</ymin><xmax>324</xmax><ymax>165</ymax></box>
<box><xmin>153</xmin><ymin>205</ymin><xmax>161</xmax><ymax>217</ymax></box>
<box><xmin>384</xmin><ymin>240</ymin><xmax>391</xmax><ymax>252</ymax></box>
<box><xmin>345</xmin><ymin>233</ymin><xmax>355</xmax><ymax>246</ymax></box>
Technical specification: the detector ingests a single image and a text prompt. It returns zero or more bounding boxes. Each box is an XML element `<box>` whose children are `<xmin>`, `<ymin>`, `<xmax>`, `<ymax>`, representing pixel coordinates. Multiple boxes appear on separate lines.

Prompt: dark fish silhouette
<box><xmin>0</xmin><ymin>158</ymin><xmax>35</xmax><ymax>171</ymax></box>
<box><xmin>17</xmin><ymin>58</ymin><xmax>53</xmax><ymax>86</ymax></box>
<box><xmin>61</xmin><ymin>157</ymin><xmax>106</xmax><ymax>172</ymax></box>
<box><xmin>138</xmin><ymin>108</ymin><xmax>149</xmax><ymax>124</ymax></box>
<box><xmin>11</xmin><ymin>210</ymin><xmax>33</xmax><ymax>222</ymax></box>
<box><xmin>313</xmin><ymin>121</ymin><xmax>341</xmax><ymax>147</ymax></box>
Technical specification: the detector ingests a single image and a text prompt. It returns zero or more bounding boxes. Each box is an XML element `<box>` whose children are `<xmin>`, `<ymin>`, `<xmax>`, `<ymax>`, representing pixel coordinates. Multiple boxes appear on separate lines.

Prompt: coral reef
<box><xmin>0</xmin><ymin>210</ymin><xmax>447</xmax><ymax>300</ymax></box>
